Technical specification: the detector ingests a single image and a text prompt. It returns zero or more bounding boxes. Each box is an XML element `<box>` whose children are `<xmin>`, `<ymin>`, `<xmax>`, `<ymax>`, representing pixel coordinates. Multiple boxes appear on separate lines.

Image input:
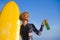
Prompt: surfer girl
<box><xmin>19</xmin><ymin>12</ymin><xmax>47</xmax><ymax>40</ymax></box>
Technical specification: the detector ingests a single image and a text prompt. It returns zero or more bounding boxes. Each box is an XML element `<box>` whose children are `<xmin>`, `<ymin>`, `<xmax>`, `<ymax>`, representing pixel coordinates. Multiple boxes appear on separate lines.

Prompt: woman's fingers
<box><xmin>41</xmin><ymin>19</ymin><xmax>48</xmax><ymax>25</ymax></box>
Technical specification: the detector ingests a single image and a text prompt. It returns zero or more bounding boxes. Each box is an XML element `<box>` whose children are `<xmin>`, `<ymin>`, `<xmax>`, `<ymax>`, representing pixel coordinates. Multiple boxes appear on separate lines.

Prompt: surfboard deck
<box><xmin>0</xmin><ymin>1</ymin><xmax>20</xmax><ymax>40</ymax></box>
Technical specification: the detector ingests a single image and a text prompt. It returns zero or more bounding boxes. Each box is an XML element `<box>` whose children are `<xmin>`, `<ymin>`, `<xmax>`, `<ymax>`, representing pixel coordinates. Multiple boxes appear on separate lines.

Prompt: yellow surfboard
<box><xmin>0</xmin><ymin>1</ymin><xmax>20</xmax><ymax>40</ymax></box>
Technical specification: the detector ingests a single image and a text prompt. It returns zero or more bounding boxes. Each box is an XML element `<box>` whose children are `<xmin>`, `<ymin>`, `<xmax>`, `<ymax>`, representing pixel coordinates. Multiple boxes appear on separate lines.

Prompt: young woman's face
<box><xmin>23</xmin><ymin>13</ymin><xmax>29</xmax><ymax>21</ymax></box>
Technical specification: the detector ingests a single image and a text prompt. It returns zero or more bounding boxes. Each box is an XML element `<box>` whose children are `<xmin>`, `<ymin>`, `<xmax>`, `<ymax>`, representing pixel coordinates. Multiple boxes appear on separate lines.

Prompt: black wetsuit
<box><xmin>20</xmin><ymin>23</ymin><xmax>44</xmax><ymax>40</ymax></box>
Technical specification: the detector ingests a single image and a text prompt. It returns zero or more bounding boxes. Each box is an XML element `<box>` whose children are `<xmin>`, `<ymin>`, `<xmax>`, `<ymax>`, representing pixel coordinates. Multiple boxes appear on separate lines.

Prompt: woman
<box><xmin>19</xmin><ymin>12</ymin><xmax>47</xmax><ymax>40</ymax></box>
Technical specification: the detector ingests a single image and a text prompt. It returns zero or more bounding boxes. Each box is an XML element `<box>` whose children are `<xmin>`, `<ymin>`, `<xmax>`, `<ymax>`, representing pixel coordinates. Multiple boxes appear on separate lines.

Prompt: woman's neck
<box><xmin>22</xmin><ymin>21</ymin><xmax>28</xmax><ymax>26</ymax></box>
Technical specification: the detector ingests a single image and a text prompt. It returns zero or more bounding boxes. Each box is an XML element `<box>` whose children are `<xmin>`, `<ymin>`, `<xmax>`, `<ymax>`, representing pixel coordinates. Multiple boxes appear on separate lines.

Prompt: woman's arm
<box><xmin>32</xmin><ymin>19</ymin><xmax>48</xmax><ymax>35</ymax></box>
<box><xmin>32</xmin><ymin>24</ymin><xmax>44</xmax><ymax>35</ymax></box>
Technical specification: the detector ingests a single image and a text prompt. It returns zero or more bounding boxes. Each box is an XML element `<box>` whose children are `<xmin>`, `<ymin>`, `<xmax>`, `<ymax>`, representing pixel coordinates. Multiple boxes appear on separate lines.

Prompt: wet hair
<box><xmin>19</xmin><ymin>12</ymin><xmax>29</xmax><ymax>21</ymax></box>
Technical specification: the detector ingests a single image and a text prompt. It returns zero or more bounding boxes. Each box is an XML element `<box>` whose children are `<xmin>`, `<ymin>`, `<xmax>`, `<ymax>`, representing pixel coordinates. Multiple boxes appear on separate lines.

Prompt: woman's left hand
<box><xmin>41</xmin><ymin>19</ymin><xmax>48</xmax><ymax>26</ymax></box>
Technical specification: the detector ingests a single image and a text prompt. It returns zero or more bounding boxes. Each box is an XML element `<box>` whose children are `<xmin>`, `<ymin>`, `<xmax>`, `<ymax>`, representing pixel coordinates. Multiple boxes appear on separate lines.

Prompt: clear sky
<box><xmin>0</xmin><ymin>0</ymin><xmax>60</xmax><ymax>40</ymax></box>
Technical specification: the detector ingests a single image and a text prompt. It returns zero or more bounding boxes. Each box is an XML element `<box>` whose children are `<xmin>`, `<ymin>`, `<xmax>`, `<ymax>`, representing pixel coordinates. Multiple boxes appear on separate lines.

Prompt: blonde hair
<box><xmin>19</xmin><ymin>12</ymin><xmax>29</xmax><ymax>21</ymax></box>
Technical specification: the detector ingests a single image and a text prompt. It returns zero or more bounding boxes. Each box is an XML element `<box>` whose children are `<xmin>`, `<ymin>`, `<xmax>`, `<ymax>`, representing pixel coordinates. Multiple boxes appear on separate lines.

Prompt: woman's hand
<box><xmin>41</xmin><ymin>19</ymin><xmax>48</xmax><ymax>26</ymax></box>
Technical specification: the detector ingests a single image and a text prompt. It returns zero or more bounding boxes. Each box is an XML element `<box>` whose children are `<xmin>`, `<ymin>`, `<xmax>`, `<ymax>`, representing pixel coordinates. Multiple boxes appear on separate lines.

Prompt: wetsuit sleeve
<box><xmin>32</xmin><ymin>24</ymin><xmax>44</xmax><ymax>35</ymax></box>
<box><xmin>38</xmin><ymin>25</ymin><xmax>44</xmax><ymax>35</ymax></box>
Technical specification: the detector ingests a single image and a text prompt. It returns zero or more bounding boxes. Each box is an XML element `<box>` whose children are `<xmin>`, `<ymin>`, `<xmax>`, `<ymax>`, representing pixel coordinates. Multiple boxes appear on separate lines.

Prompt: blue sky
<box><xmin>0</xmin><ymin>0</ymin><xmax>60</xmax><ymax>40</ymax></box>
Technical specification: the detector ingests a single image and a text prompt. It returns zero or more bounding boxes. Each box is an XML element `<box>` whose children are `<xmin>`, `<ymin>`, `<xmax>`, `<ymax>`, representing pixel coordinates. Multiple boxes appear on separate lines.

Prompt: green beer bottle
<box><xmin>45</xmin><ymin>20</ymin><xmax>50</xmax><ymax>30</ymax></box>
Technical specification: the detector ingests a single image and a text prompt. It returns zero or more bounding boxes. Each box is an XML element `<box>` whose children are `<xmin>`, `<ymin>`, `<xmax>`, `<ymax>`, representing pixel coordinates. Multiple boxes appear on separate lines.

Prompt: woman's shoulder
<box><xmin>28</xmin><ymin>23</ymin><xmax>35</xmax><ymax>27</ymax></box>
<box><xmin>28</xmin><ymin>23</ymin><xmax>34</xmax><ymax>25</ymax></box>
